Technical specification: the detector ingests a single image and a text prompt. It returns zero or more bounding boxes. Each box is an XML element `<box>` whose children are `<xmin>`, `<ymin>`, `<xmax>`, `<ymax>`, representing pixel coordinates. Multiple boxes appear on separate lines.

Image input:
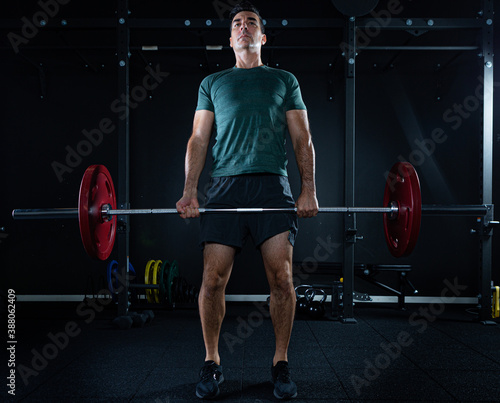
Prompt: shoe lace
<box><xmin>276</xmin><ymin>363</ymin><xmax>292</xmax><ymax>383</ymax></box>
<box><xmin>200</xmin><ymin>362</ymin><xmax>219</xmax><ymax>381</ymax></box>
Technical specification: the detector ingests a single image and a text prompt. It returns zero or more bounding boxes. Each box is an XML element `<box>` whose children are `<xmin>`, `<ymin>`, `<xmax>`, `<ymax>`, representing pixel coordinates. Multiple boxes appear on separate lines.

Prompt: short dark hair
<box><xmin>229</xmin><ymin>1</ymin><xmax>265</xmax><ymax>34</ymax></box>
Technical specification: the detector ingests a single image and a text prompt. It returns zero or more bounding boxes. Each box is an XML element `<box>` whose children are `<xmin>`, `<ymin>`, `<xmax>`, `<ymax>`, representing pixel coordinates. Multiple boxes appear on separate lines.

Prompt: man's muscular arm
<box><xmin>286</xmin><ymin>109</ymin><xmax>319</xmax><ymax>218</ymax></box>
<box><xmin>176</xmin><ymin>110</ymin><xmax>214</xmax><ymax>218</ymax></box>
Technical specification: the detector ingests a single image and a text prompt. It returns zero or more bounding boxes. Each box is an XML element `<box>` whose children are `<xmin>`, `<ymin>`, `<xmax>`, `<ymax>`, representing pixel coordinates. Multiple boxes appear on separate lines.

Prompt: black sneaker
<box><xmin>196</xmin><ymin>360</ymin><xmax>224</xmax><ymax>399</ymax></box>
<box><xmin>271</xmin><ymin>361</ymin><xmax>297</xmax><ymax>400</ymax></box>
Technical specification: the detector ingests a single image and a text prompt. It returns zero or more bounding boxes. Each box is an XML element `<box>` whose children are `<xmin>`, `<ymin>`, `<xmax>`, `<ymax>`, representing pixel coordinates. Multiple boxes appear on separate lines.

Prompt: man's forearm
<box><xmin>295</xmin><ymin>134</ymin><xmax>316</xmax><ymax>193</ymax></box>
<box><xmin>183</xmin><ymin>136</ymin><xmax>208</xmax><ymax>196</ymax></box>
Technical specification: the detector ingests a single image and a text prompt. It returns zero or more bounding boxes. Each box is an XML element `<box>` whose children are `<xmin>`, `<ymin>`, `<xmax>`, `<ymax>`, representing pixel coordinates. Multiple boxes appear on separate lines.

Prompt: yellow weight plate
<box><xmin>145</xmin><ymin>259</ymin><xmax>155</xmax><ymax>303</ymax></box>
<box><xmin>493</xmin><ymin>286</ymin><xmax>500</xmax><ymax>319</ymax></box>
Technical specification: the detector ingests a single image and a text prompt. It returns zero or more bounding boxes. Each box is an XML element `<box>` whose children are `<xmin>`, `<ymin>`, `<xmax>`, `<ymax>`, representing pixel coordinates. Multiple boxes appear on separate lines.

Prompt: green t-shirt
<box><xmin>196</xmin><ymin>65</ymin><xmax>306</xmax><ymax>177</ymax></box>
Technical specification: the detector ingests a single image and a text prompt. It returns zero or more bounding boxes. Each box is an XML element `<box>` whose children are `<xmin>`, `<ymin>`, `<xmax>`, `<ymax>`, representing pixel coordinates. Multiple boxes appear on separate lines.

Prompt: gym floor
<box><xmin>10</xmin><ymin>302</ymin><xmax>500</xmax><ymax>402</ymax></box>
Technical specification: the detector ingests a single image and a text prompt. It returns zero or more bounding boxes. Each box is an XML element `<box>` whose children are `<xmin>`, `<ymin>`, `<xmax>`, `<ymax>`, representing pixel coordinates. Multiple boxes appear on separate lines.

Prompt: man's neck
<box><xmin>234</xmin><ymin>52</ymin><xmax>264</xmax><ymax>69</ymax></box>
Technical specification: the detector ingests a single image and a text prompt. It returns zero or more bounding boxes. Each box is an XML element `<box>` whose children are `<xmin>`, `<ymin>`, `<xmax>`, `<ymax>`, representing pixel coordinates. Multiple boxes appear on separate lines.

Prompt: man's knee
<box><xmin>202</xmin><ymin>270</ymin><xmax>225</xmax><ymax>291</ymax></box>
<box><xmin>269</xmin><ymin>270</ymin><xmax>294</xmax><ymax>295</ymax></box>
<box><xmin>202</xmin><ymin>262</ymin><xmax>232</xmax><ymax>294</ymax></box>
<box><xmin>202</xmin><ymin>243</ymin><xmax>235</xmax><ymax>293</ymax></box>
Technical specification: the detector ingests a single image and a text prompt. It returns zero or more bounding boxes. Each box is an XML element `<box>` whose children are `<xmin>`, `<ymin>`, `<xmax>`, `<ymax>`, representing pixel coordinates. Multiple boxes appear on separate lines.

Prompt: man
<box><xmin>176</xmin><ymin>1</ymin><xmax>318</xmax><ymax>400</ymax></box>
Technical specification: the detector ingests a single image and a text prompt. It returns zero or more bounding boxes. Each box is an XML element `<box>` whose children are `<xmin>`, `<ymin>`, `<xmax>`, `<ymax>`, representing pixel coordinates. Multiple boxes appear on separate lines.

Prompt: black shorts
<box><xmin>199</xmin><ymin>174</ymin><xmax>298</xmax><ymax>250</ymax></box>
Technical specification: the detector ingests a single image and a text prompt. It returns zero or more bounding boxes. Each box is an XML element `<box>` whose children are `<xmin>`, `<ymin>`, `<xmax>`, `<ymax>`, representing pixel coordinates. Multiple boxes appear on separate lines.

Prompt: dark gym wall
<box><xmin>1</xmin><ymin>0</ymin><xmax>498</xmax><ymax>298</ymax></box>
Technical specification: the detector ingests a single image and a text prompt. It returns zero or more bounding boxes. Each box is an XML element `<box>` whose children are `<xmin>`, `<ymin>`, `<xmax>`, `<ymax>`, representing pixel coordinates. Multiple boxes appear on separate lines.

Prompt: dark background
<box><xmin>1</xmin><ymin>0</ymin><xmax>498</xmax><ymax>298</ymax></box>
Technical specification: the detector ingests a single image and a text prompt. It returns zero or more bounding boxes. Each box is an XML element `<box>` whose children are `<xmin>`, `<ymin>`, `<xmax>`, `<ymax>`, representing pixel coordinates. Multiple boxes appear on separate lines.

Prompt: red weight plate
<box><xmin>78</xmin><ymin>165</ymin><xmax>117</xmax><ymax>260</ymax></box>
<box><xmin>383</xmin><ymin>162</ymin><xmax>422</xmax><ymax>257</ymax></box>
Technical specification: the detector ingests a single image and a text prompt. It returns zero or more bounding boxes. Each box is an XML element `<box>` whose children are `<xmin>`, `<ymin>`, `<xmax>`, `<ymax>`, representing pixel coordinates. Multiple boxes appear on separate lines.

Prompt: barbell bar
<box><xmin>12</xmin><ymin>205</ymin><xmax>490</xmax><ymax>219</ymax></box>
<box><xmin>10</xmin><ymin>162</ymin><xmax>492</xmax><ymax>261</ymax></box>
<box><xmin>12</xmin><ymin>206</ymin><xmax>397</xmax><ymax>218</ymax></box>
<box><xmin>12</xmin><ymin>204</ymin><xmax>488</xmax><ymax>220</ymax></box>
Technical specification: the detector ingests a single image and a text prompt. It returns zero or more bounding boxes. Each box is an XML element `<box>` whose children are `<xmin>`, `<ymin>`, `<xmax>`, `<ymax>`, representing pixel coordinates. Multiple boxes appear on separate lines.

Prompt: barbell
<box><xmin>11</xmin><ymin>162</ymin><xmax>492</xmax><ymax>260</ymax></box>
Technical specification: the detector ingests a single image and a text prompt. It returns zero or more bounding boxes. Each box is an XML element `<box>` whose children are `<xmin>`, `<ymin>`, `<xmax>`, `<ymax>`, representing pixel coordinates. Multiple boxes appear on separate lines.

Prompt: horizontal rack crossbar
<box><xmin>421</xmin><ymin>205</ymin><xmax>489</xmax><ymax>216</ymax></box>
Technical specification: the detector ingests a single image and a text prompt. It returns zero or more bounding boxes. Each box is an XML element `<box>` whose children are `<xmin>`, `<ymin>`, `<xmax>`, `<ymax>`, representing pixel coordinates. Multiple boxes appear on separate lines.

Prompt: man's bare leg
<box><xmin>198</xmin><ymin>242</ymin><xmax>236</xmax><ymax>365</ymax></box>
<box><xmin>260</xmin><ymin>231</ymin><xmax>295</xmax><ymax>366</ymax></box>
